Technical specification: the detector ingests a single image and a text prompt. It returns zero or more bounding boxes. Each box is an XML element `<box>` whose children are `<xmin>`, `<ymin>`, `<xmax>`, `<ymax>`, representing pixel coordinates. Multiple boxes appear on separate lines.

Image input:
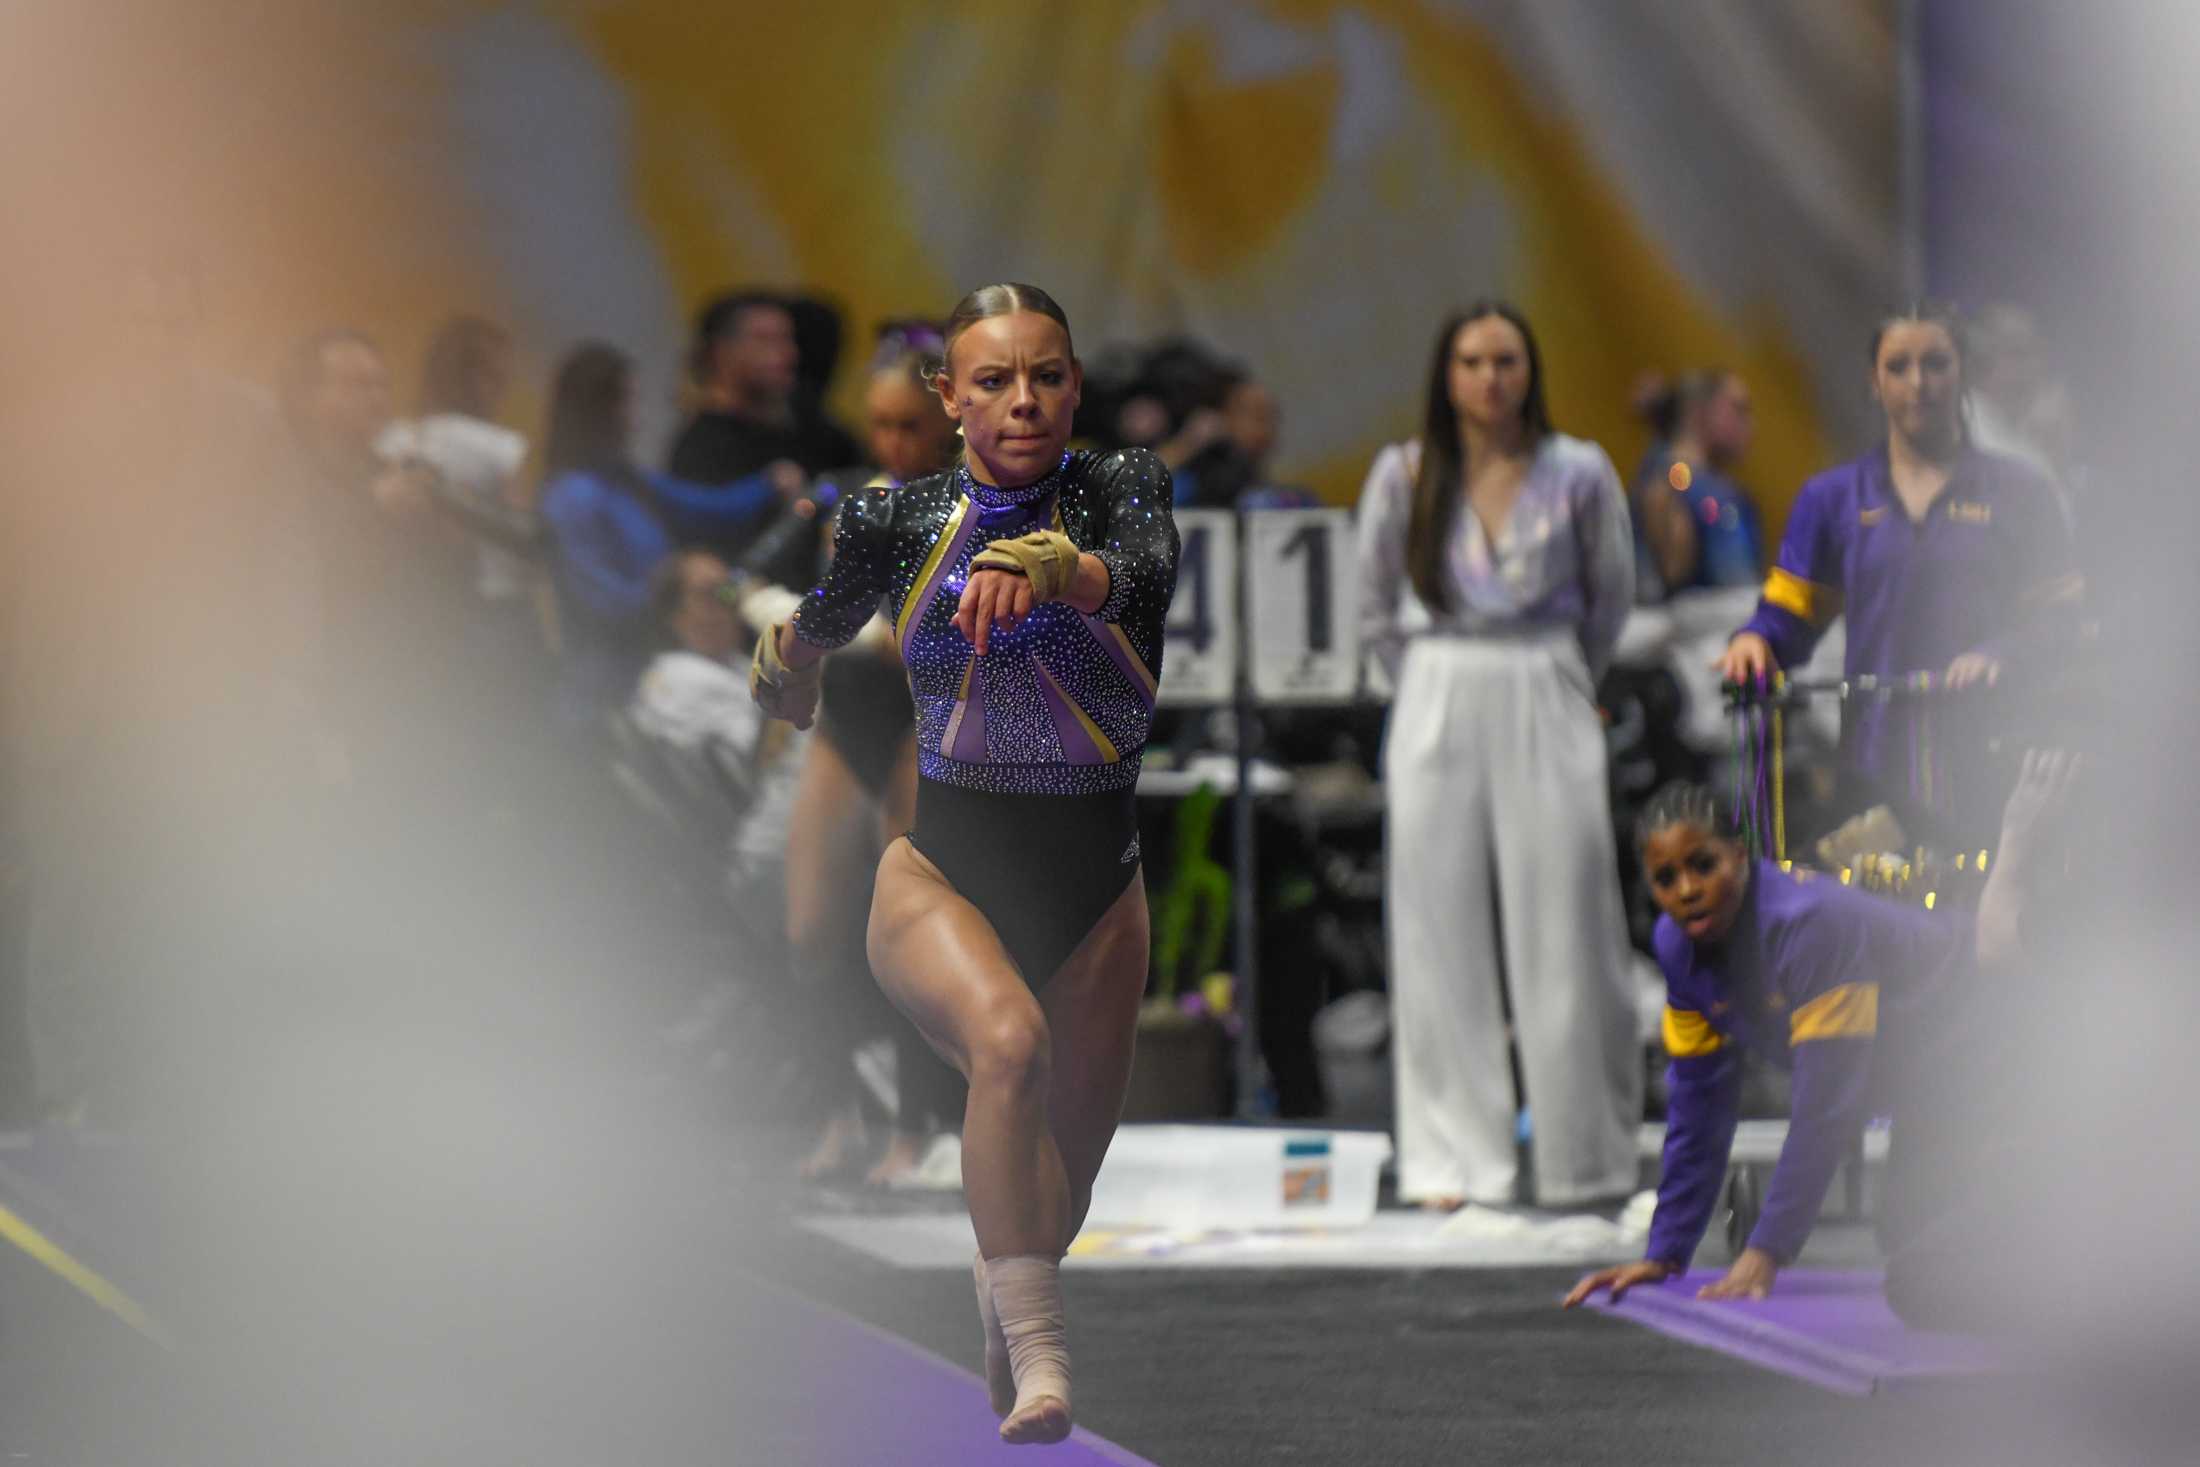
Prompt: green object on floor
<box><xmin>1151</xmin><ymin>783</ymin><xmax>1231</xmax><ymax>1001</ymax></box>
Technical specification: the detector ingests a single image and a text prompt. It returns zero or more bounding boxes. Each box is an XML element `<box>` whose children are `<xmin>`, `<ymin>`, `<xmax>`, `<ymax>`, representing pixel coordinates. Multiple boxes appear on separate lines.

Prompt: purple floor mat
<box><xmin>1585</xmin><ymin>1269</ymin><xmax>2006</xmax><ymax>1396</ymax></box>
<box><xmin>0</xmin><ymin>1132</ymin><xmax>1156</xmax><ymax>1461</ymax></box>
<box><xmin>768</xmin><ymin>1280</ymin><xmax>1161</xmax><ymax>1465</ymax></box>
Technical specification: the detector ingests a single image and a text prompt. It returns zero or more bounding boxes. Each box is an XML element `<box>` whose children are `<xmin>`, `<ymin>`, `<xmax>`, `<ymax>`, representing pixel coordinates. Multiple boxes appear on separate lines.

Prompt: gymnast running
<box><xmin>751</xmin><ymin>282</ymin><xmax>1178</xmax><ymax>1445</ymax></box>
<box><xmin>1564</xmin><ymin>750</ymin><xmax>2075</xmax><ymax>1308</ymax></box>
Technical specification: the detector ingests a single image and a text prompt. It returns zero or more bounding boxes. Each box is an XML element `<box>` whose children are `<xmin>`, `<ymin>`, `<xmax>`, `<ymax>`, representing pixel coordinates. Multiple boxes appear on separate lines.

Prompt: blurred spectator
<box><xmin>381</xmin><ymin>315</ymin><xmax>551</xmax><ymax>742</ymax></box>
<box><xmin>851</xmin><ymin>320</ymin><xmax>959</xmax><ymax>488</ymax></box>
<box><xmin>630</xmin><ymin>548</ymin><xmax>810</xmax><ymax>899</ymax></box>
<box><xmin>1068</xmin><ymin>341</ymin><xmax>1149</xmax><ymax>449</ymax></box>
<box><xmin>631</xmin><ymin>548</ymin><xmax>779</xmax><ymax>766</ymax></box>
<box><xmin>1068</xmin><ymin>335</ymin><xmax>1309</xmax><ymax>508</ymax></box>
<box><xmin>1222</xmin><ymin>372</ymin><xmax>1281</xmax><ymax>475</ymax></box>
<box><xmin>392</xmin><ymin>316</ymin><xmax>535</xmax><ymax>612</ymax></box>
<box><xmin>784</xmin><ymin>324</ymin><xmax>961</xmax><ymax>1188</ymax></box>
<box><xmin>1631</xmin><ymin>369</ymin><xmax>1763</xmax><ymax>599</ymax></box>
<box><xmin>281</xmin><ymin>327</ymin><xmax>478</xmax><ymax>792</ymax></box>
<box><xmin>539</xmin><ymin>343</ymin><xmax>792</xmax><ymax>733</ymax></box>
<box><xmin>1968</xmin><ymin>302</ymin><xmax>2079</xmax><ymax>527</ymax></box>
<box><xmin>666</xmin><ymin>290</ymin><xmax>861</xmax><ymax>584</ymax></box>
<box><xmin>784</xmin><ymin>293</ymin><xmax>850</xmax><ymax>429</ymax></box>
<box><xmin>628</xmin><ymin>547</ymin><xmax>937</xmax><ymax>1190</ymax></box>
<box><xmin>1171</xmin><ymin>367</ymin><xmax>1311</xmax><ymax>509</ymax></box>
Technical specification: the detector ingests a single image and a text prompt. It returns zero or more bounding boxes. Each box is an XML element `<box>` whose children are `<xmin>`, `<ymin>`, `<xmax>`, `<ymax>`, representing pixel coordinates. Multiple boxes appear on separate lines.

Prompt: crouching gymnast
<box><xmin>751</xmin><ymin>282</ymin><xmax>1178</xmax><ymax>1445</ymax></box>
<box><xmin>1566</xmin><ymin>750</ymin><xmax>2077</xmax><ymax>1308</ymax></box>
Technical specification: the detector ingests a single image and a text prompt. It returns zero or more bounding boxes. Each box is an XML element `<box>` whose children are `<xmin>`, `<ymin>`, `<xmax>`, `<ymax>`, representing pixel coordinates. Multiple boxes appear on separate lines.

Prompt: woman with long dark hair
<box><xmin>751</xmin><ymin>284</ymin><xmax>1177</xmax><ymax>1446</ymax></box>
<box><xmin>1354</xmin><ymin>300</ymin><xmax>1641</xmax><ymax>1213</ymax></box>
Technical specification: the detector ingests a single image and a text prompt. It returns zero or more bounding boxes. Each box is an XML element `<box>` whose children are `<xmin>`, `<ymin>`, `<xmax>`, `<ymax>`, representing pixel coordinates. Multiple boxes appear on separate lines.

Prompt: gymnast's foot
<box><xmin>986</xmin><ymin>1253</ymin><xmax>1072</xmax><ymax>1444</ymax></box>
<box><xmin>999</xmin><ymin>1392</ymin><xmax>1071</xmax><ymax>1446</ymax></box>
<box><xmin>973</xmin><ymin>1253</ymin><xmax>1016</xmax><ymax>1417</ymax></box>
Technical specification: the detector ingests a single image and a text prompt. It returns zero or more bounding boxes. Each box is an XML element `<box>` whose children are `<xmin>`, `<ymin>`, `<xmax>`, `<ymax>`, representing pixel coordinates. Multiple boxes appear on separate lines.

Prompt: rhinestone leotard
<box><xmin>789</xmin><ymin>448</ymin><xmax>1179</xmax><ymax>795</ymax></box>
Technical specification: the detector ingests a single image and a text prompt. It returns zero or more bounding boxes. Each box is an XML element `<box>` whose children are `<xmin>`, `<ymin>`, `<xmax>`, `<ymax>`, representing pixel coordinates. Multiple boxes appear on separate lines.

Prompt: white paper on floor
<box><xmin>1431</xmin><ymin>1191</ymin><xmax>1657</xmax><ymax>1254</ymax></box>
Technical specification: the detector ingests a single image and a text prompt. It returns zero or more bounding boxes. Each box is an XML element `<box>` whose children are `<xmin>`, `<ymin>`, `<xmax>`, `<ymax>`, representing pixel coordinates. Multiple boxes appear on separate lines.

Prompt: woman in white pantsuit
<box><xmin>1356</xmin><ymin>301</ymin><xmax>1641</xmax><ymax>1209</ymax></box>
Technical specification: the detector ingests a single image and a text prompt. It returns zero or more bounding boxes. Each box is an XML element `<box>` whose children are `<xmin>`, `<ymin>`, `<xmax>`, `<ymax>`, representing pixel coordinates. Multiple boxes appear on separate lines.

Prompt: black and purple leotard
<box><xmin>789</xmin><ymin>448</ymin><xmax>1179</xmax><ymax>982</ymax></box>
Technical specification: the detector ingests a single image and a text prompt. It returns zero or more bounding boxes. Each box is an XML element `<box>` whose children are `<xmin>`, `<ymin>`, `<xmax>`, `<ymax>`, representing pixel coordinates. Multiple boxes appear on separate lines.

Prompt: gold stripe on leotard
<box><xmin>1096</xmin><ymin>621</ymin><xmax>1157</xmax><ymax>701</ymax></box>
<box><xmin>896</xmin><ymin>497</ymin><xmax>972</xmax><ymax>650</ymax></box>
<box><xmin>1033</xmin><ymin>657</ymin><xmax>1120</xmax><ymax>764</ymax></box>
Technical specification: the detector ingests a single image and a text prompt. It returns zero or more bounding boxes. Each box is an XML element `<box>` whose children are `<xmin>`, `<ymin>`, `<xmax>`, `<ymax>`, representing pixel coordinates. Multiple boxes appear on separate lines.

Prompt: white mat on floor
<box><xmin>802</xmin><ymin>1194</ymin><xmax>1655</xmax><ymax>1272</ymax></box>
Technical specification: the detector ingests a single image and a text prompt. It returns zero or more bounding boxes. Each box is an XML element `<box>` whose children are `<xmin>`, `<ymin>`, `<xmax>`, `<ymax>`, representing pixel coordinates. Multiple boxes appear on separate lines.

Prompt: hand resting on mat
<box><xmin>1694</xmin><ymin>1246</ymin><xmax>1778</xmax><ymax>1301</ymax></box>
<box><xmin>1565</xmin><ymin>1247</ymin><xmax>1781</xmax><ymax>1307</ymax></box>
<box><xmin>1562</xmin><ymin>1259</ymin><xmax>1676</xmax><ymax>1308</ymax></box>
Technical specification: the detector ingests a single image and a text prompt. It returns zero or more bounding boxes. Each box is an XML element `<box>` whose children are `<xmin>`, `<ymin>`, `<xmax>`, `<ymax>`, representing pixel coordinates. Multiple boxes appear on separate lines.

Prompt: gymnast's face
<box><xmin>939</xmin><ymin>312</ymin><xmax>1082</xmax><ymax>487</ymax></box>
<box><xmin>1872</xmin><ymin>320</ymin><xmax>1963</xmax><ymax>449</ymax></box>
<box><xmin>1642</xmin><ymin>822</ymin><xmax>1749</xmax><ymax>944</ymax></box>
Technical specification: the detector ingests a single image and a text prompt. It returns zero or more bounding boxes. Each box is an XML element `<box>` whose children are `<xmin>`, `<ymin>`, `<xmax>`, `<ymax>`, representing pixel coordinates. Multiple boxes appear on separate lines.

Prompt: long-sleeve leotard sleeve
<box><xmin>1081</xmin><ymin>448</ymin><xmax>1181</xmax><ymax>634</ymax></box>
<box><xmin>788</xmin><ymin>479</ymin><xmax>896</xmax><ymax>651</ymax></box>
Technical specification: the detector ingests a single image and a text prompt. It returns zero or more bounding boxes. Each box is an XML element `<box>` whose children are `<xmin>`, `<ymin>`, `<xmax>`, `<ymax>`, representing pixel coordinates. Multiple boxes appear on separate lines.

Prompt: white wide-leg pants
<box><xmin>1384</xmin><ymin>632</ymin><xmax>1641</xmax><ymax>1206</ymax></box>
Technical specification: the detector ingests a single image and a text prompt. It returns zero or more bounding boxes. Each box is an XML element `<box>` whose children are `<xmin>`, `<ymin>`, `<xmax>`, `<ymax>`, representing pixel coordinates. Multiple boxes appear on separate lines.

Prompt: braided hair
<box><xmin>1633</xmin><ymin>780</ymin><xmax>1737</xmax><ymax>858</ymax></box>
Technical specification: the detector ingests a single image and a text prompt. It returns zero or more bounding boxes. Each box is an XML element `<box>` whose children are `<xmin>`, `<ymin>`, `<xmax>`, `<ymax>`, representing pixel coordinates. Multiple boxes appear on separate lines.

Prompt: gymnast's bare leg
<box><xmin>867</xmin><ymin>837</ymin><xmax>1148</xmax><ymax>1443</ymax></box>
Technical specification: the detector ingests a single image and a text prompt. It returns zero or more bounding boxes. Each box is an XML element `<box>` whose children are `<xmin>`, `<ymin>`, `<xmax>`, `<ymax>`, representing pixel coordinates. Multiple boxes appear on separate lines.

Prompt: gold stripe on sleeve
<box><xmin>1763</xmin><ymin>567</ymin><xmax>1842</xmax><ymax>627</ymax></box>
<box><xmin>1787</xmin><ymin>982</ymin><xmax>1879</xmax><ymax>1044</ymax></box>
<box><xmin>1662</xmin><ymin>1006</ymin><xmax>1726</xmax><ymax>1059</ymax></box>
